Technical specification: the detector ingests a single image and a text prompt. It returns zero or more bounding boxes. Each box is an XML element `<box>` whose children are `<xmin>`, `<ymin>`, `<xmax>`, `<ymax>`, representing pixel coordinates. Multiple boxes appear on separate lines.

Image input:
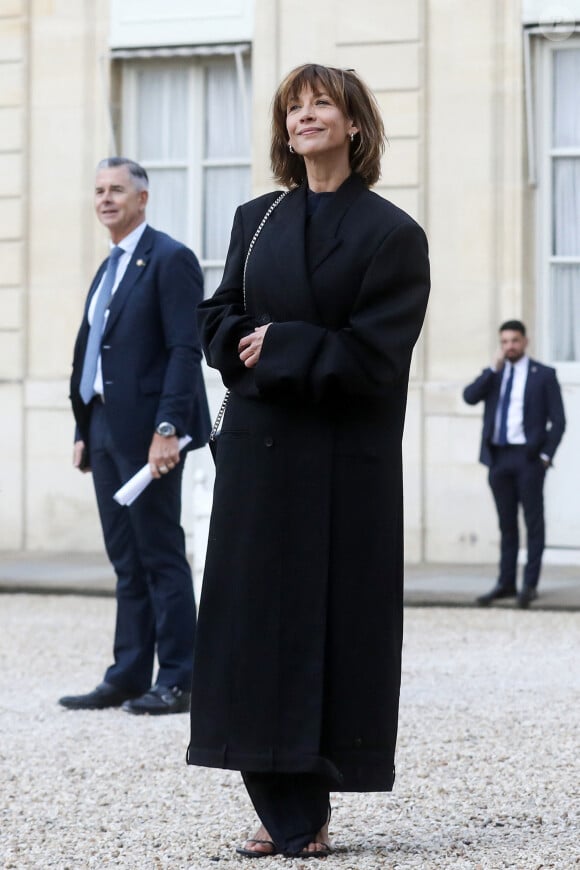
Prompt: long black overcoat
<box><xmin>188</xmin><ymin>173</ymin><xmax>430</xmax><ymax>791</ymax></box>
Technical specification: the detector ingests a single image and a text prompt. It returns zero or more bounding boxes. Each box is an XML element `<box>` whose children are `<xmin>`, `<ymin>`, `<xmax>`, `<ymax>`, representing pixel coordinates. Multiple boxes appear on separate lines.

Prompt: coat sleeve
<box><xmin>197</xmin><ymin>206</ymin><xmax>265</xmax><ymax>399</ymax></box>
<box><xmin>463</xmin><ymin>368</ymin><xmax>496</xmax><ymax>405</ymax></box>
<box><xmin>154</xmin><ymin>244</ymin><xmax>205</xmax><ymax>433</ymax></box>
<box><xmin>543</xmin><ymin>368</ymin><xmax>566</xmax><ymax>459</ymax></box>
<box><xmin>253</xmin><ymin>220</ymin><xmax>430</xmax><ymax>402</ymax></box>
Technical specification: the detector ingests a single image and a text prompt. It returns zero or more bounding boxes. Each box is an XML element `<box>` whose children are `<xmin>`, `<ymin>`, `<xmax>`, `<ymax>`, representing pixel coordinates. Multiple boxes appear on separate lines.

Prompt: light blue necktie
<box><xmin>497</xmin><ymin>363</ymin><xmax>514</xmax><ymax>446</ymax></box>
<box><xmin>79</xmin><ymin>246</ymin><xmax>124</xmax><ymax>404</ymax></box>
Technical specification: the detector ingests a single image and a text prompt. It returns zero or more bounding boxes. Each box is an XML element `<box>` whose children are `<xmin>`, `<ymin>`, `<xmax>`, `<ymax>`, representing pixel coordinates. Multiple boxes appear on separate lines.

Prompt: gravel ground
<box><xmin>0</xmin><ymin>594</ymin><xmax>578</xmax><ymax>870</ymax></box>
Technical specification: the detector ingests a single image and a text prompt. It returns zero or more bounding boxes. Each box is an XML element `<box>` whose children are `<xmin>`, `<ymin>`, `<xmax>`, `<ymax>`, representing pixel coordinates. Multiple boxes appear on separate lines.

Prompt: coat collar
<box><xmin>306</xmin><ymin>172</ymin><xmax>366</xmax><ymax>272</ymax></box>
<box><xmin>103</xmin><ymin>225</ymin><xmax>155</xmax><ymax>337</ymax></box>
<box><xmin>260</xmin><ymin>184</ymin><xmax>317</xmax><ymax>322</ymax></box>
<box><xmin>258</xmin><ymin>174</ymin><xmax>366</xmax><ymax>322</ymax></box>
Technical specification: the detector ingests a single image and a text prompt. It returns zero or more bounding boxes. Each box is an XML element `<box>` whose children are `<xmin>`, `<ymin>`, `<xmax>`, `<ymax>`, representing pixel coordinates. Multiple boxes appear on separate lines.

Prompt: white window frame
<box><xmin>120</xmin><ymin>53</ymin><xmax>252</xmax><ymax>292</ymax></box>
<box><xmin>122</xmin><ymin>62</ymin><xmax>197</xmax><ymax>247</ymax></box>
<box><xmin>535</xmin><ymin>34</ymin><xmax>580</xmax><ymax>380</ymax></box>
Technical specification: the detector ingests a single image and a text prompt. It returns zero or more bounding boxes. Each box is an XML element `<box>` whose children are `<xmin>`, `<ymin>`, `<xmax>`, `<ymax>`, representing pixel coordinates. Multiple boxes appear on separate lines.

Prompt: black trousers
<box><xmin>242</xmin><ymin>772</ymin><xmax>329</xmax><ymax>855</ymax></box>
<box><xmin>89</xmin><ymin>401</ymin><xmax>196</xmax><ymax>693</ymax></box>
<box><xmin>488</xmin><ymin>445</ymin><xmax>546</xmax><ymax>590</ymax></box>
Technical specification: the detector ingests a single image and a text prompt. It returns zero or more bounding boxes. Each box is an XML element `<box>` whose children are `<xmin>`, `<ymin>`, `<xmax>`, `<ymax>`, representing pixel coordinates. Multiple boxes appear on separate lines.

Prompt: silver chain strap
<box><xmin>210</xmin><ymin>191</ymin><xmax>288</xmax><ymax>444</ymax></box>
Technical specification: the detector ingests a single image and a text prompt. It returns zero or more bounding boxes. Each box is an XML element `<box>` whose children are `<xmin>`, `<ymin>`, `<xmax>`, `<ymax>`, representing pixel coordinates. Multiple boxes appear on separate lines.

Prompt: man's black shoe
<box><xmin>476</xmin><ymin>584</ymin><xmax>518</xmax><ymax>606</ymax></box>
<box><xmin>517</xmin><ymin>587</ymin><xmax>538</xmax><ymax>609</ymax></box>
<box><xmin>59</xmin><ymin>681</ymin><xmax>140</xmax><ymax>710</ymax></box>
<box><xmin>122</xmin><ymin>684</ymin><xmax>191</xmax><ymax>715</ymax></box>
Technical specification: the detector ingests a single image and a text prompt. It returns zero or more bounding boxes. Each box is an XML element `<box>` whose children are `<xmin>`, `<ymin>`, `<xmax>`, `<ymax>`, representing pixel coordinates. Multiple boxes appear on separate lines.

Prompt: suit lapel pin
<box><xmin>136</xmin><ymin>259</ymin><xmax>147</xmax><ymax>267</ymax></box>
<box><xmin>531</xmin><ymin>366</ymin><xmax>537</xmax><ymax>373</ymax></box>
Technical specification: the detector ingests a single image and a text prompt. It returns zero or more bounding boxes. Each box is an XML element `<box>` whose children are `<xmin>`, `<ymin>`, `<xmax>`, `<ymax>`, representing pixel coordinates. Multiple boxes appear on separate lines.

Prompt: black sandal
<box><xmin>290</xmin><ymin>842</ymin><xmax>332</xmax><ymax>859</ymax></box>
<box><xmin>286</xmin><ymin>803</ymin><xmax>332</xmax><ymax>859</ymax></box>
<box><xmin>235</xmin><ymin>838</ymin><xmax>278</xmax><ymax>858</ymax></box>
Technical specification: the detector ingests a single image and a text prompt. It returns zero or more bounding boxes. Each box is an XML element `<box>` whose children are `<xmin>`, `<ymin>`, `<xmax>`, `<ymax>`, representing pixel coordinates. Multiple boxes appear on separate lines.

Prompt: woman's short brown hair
<box><xmin>270</xmin><ymin>64</ymin><xmax>386</xmax><ymax>189</ymax></box>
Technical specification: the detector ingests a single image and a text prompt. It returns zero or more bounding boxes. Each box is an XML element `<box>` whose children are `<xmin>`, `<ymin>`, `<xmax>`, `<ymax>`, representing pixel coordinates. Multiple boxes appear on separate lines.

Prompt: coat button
<box><xmin>264</xmin><ymin>436</ymin><xmax>274</xmax><ymax>448</ymax></box>
<box><xmin>354</xmin><ymin>737</ymin><xmax>363</xmax><ymax>748</ymax></box>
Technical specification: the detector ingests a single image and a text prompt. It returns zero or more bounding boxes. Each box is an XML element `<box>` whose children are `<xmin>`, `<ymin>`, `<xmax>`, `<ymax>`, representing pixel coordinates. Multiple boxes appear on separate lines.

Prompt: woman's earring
<box><xmin>289</xmin><ymin>144</ymin><xmax>294</xmax><ymax>153</ymax></box>
<box><xmin>350</xmin><ymin>132</ymin><xmax>355</xmax><ymax>143</ymax></box>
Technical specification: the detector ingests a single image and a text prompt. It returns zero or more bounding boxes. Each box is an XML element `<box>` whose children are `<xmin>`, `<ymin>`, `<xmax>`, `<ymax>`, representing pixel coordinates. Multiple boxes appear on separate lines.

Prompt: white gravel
<box><xmin>0</xmin><ymin>594</ymin><xmax>578</xmax><ymax>869</ymax></box>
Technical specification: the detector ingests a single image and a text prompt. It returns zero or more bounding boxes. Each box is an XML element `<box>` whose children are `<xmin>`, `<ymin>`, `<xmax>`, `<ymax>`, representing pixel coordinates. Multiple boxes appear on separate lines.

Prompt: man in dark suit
<box><xmin>463</xmin><ymin>320</ymin><xmax>565</xmax><ymax>608</ymax></box>
<box><xmin>61</xmin><ymin>157</ymin><xmax>210</xmax><ymax>713</ymax></box>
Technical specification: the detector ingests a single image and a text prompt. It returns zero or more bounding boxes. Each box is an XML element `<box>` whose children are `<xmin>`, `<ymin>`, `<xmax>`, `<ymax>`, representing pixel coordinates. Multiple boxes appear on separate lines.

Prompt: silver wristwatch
<box><xmin>156</xmin><ymin>422</ymin><xmax>176</xmax><ymax>437</ymax></box>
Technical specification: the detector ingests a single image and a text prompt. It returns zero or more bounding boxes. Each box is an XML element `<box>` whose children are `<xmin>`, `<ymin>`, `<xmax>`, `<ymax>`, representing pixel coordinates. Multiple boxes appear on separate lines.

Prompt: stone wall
<box><xmin>3</xmin><ymin>1</ymin><xmax>569</xmax><ymax>567</ymax></box>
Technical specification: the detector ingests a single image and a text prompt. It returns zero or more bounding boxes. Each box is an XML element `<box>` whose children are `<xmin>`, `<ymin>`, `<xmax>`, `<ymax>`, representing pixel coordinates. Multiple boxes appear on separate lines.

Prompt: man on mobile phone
<box><xmin>463</xmin><ymin>320</ymin><xmax>565</xmax><ymax>608</ymax></box>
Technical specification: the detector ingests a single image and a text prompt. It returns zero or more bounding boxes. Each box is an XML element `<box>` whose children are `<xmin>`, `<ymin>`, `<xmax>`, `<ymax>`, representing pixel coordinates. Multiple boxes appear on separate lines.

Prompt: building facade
<box><xmin>0</xmin><ymin>0</ymin><xmax>578</xmax><ymax>567</ymax></box>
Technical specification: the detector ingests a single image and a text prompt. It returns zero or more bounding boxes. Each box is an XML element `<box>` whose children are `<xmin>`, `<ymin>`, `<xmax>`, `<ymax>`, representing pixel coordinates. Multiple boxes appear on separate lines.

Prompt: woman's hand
<box><xmin>238</xmin><ymin>324</ymin><xmax>271</xmax><ymax>368</ymax></box>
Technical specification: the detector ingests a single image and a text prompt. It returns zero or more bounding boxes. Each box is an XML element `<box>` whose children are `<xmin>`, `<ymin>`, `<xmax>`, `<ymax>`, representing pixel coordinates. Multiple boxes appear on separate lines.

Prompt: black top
<box><xmin>306</xmin><ymin>188</ymin><xmax>335</xmax><ymax>218</ymax></box>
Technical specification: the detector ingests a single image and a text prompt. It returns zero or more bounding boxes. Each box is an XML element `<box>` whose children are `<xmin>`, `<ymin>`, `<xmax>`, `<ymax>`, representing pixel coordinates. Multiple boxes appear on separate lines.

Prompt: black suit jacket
<box><xmin>463</xmin><ymin>359</ymin><xmax>565</xmax><ymax>466</ymax></box>
<box><xmin>70</xmin><ymin>225</ymin><xmax>210</xmax><ymax>459</ymax></box>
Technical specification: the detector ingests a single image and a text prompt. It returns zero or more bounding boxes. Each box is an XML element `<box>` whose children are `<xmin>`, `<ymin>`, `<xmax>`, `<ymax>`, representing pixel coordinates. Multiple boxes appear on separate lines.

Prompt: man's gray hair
<box><xmin>96</xmin><ymin>157</ymin><xmax>149</xmax><ymax>191</ymax></box>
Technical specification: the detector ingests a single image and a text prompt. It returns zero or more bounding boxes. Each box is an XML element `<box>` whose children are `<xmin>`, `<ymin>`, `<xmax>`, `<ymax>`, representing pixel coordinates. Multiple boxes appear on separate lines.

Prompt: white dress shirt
<box><xmin>88</xmin><ymin>221</ymin><xmax>148</xmax><ymax>397</ymax></box>
<box><xmin>493</xmin><ymin>355</ymin><xmax>529</xmax><ymax>445</ymax></box>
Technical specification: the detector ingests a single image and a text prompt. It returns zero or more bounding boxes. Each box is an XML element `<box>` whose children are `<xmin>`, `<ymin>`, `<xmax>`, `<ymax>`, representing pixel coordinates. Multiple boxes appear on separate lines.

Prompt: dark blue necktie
<box><xmin>79</xmin><ymin>246</ymin><xmax>124</xmax><ymax>404</ymax></box>
<box><xmin>497</xmin><ymin>363</ymin><xmax>514</xmax><ymax>446</ymax></box>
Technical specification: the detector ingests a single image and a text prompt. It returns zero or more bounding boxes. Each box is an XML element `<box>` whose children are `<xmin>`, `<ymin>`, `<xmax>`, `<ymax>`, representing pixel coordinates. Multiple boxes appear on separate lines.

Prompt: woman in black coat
<box><xmin>187</xmin><ymin>63</ymin><xmax>430</xmax><ymax>858</ymax></box>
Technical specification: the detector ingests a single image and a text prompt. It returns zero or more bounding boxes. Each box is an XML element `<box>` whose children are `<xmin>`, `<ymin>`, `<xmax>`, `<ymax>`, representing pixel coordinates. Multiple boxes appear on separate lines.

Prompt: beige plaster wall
<box><xmin>0</xmin><ymin>1</ymin><xmax>113</xmax><ymax>551</ymax></box>
<box><xmin>252</xmin><ymin>0</ymin><xmax>527</xmax><ymax>565</ymax></box>
<box><xmin>0</xmin><ymin>1</ymin><xmax>25</xmax><ymax>548</ymax></box>
<box><xmin>423</xmin><ymin>0</ymin><xmax>527</xmax><ymax>563</ymax></box>
<box><xmin>24</xmin><ymin>0</ymin><xmax>113</xmax><ymax>551</ymax></box>
<box><xmin>252</xmin><ymin>0</ymin><xmax>427</xmax><ymax>561</ymax></box>
<box><xmin>253</xmin><ymin>0</ymin><xmax>425</xmax><ymax>218</ymax></box>
<box><xmin>0</xmin><ymin>0</ymin><xmax>533</xmax><ymax>566</ymax></box>
<box><xmin>2</xmin><ymin>1</ymin><xmax>213</xmax><ymax>555</ymax></box>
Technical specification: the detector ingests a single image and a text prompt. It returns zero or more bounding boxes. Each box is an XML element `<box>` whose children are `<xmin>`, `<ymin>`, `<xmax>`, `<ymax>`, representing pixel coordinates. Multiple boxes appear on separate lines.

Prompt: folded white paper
<box><xmin>113</xmin><ymin>436</ymin><xmax>192</xmax><ymax>506</ymax></box>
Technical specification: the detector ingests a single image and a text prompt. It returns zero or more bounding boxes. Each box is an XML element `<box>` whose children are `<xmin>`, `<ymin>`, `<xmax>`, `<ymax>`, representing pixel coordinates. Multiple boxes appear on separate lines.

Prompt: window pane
<box><xmin>137</xmin><ymin>66</ymin><xmax>188</xmax><ymax>161</ymax></box>
<box><xmin>553</xmin><ymin>49</ymin><xmax>580</xmax><ymax>147</ymax></box>
<box><xmin>551</xmin><ymin>264</ymin><xmax>580</xmax><ymax>361</ymax></box>
<box><xmin>205</xmin><ymin>58</ymin><xmax>251</xmax><ymax>158</ymax></box>
<box><xmin>136</xmin><ymin>68</ymin><xmax>163</xmax><ymax>160</ymax></box>
<box><xmin>203</xmin><ymin>166</ymin><xmax>251</xmax><ymax>260</ymax></box>
<box><xmin>204</xmin><ymin>266</ymin><xmax>225</xmax><ymax>299</ymax></box>
<box><xmin>146</xmin><ymin>168</ymin><xmax>188</xmax><ymax>243</ymax></box>
<box><xmin>124</xmin><ymin>56</ymin><xmax>252</xmax><ymax>279</ymax></box>
<box><xmin>553</xmin><ymin>158</ymin><xmax>580</xmax><ymax>255</ymax></box>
